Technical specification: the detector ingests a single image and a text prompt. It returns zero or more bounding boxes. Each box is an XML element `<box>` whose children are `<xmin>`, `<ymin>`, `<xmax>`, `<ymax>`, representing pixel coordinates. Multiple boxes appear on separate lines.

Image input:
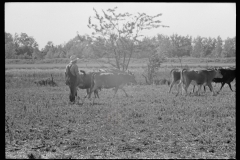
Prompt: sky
<box><xmin>5</xmin><ymin>2</ymin><xmax>236</xmax><ymax>50</ymax></box>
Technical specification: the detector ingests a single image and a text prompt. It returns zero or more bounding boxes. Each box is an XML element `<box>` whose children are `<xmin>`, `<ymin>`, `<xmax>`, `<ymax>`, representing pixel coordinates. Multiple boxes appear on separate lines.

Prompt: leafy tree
<box><xmin>5</xmin><ymin>42</ymin><xmax>16</xmax><ymax>59</ymax></box>
<box><xmin>221</xmin><ymin>37</ymin><xmax>235</xmax><ymax>57</ymax></box>
<box><xmin>5</xmin><ymin>32</ymin><xmax>16</xmax><ymax>59</ymax></box>
<box><xmin>142</xmin><ymin>52</ymin><xmax>166</xmax><ymax>84</ymax></box>
<box><xmin>5</xmin><ymin>32</ymin><xmax>13</xmax><ymax>44</ymax></box>
<box><xmin>45</xmin><ymin>48</ymin><xmax>55</xmax><ymax>59</ymax></box>
<box><xmin>13</xmin><ymin>33</ymin><xmax>39</xmax><ymax>58</ymax></box>
<box><xmin>88</xmin><ymin>7</ymin><xmax>169</xmax><ymax>71</ymax></box>
<box><xmin>169</xmin><ymin>34</ymin><xmax>192</xmax><ymax>57</ymax></box>
<box><xmin>211</xmin><ymin>36</ymin><xmax>223</xmax><ymax>57</ymax></box>
<box><xmin>135</xmin><ymin>37</ymin><xmax>158</xmax><ymax>58</ymax></box>
<box><xmin>156</xmin><ymin>34</ymin><xmax>173</xmax><ymax>58</ymax></box>
<box><xmin>191</xmin><ymin>36</ymin><xmax>204</xmax><ymax>57</ymax></box>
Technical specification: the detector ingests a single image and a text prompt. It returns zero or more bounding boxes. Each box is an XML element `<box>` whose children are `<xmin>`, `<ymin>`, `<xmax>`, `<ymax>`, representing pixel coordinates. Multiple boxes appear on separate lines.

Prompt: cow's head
<box><xmin>214</xmin><ymin>69</ymin><xmax>223</xmax><ymax>78</ymax></box>
<box><xmin>127</xmin><ymin>72</ymin><xmax>137</xmax><ymax>84</ymax></box>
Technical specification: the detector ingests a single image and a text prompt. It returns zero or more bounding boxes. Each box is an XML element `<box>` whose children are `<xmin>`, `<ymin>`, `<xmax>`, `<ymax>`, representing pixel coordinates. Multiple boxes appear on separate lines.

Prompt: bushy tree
<box><xmin>191</xmin><ymin>36</ymin><xmax>204</xmax><ymax>57</ymax></box>
<box><xmin>5</xmin><ymin>32</ymin><xmax>16</xmax><ymax>59</ymax></box>
<box><xmin>156</xmin><ymin>34</ymin><xmax>173</xmax><ymax>57</ymax></box>
<box><xmin>5</xmin><ymin>42</ymin><xmax>16</xmax><ymax>59</ymax></box>
<box><xmin>211</xmin><ymin>36</ymin><xmax>223</xmax><ymax>57</ymax></box>
<box><xmin>88</xmin><ymin>7</ymin><xmax>169</xmax><ymax>71</ymax></box>
<box><xmin>169</xmin><ymin>34</ymin><xmax>192</xmax><ymax>57</ymax></box>
<box><xmin>13</xmin><ymin>33</ymin><xmax>38</xmax><ymax>58</ymax></box>
<box><xmin>221</xmin><ymin>37</ymin><xmax>235</xmax><ymax>57</ymax></box>
<box><xmin>142</xmin><ymin>52</ymin><xmax>166</xmax><ymax>84</ymax></box>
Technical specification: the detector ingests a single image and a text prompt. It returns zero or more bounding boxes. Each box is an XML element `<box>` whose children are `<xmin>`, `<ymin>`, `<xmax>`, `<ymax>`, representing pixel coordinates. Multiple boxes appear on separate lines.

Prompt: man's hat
<box><xmin>70</xmin><ymin>55</ymin><xmax>79</xmax><ymax>63</ymax></box>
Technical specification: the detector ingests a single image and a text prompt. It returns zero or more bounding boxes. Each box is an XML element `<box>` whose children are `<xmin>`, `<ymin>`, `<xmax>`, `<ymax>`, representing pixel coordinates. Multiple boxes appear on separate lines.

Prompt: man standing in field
<box><xmin>65</xmin><ymin>55</ymin><xmax>81</xmax><ymax>104</ymax></box>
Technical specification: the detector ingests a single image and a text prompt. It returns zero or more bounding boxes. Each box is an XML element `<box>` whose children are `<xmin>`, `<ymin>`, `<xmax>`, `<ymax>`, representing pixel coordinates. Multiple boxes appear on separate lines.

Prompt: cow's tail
<box><xmin>90</xmin><ymin>72</ymin><xmax>96</xmax><ymax>92</ymax></box>
<box><xmin>169</xmin><ymin>68</ymin><xmax>178</xmax><ymax>80</ymax></box>
<box><xmin>181</xmin><ymin>68</ymin><xmax>187</xmax><ymax>85</ymax></box>
<box><xmin>80</xmin><ymin>70</ymin><xmax>86</xmax><ymax>76</ymax></box>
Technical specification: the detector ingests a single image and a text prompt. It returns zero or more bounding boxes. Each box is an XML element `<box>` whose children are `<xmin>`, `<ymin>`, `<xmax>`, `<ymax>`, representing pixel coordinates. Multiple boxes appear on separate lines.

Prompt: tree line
<box><xmin>5</xmin><ymin>7</ymin><xmax>235</xmax><ymax>64</ymax></box>
<box><xmin>5</xmin><ymin>31</ymin><xmax>235</xmax><ymax>59</ymax></box>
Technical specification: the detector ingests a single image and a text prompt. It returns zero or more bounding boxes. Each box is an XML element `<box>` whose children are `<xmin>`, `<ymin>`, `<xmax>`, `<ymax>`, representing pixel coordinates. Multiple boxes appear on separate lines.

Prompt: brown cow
<box><xmin>89</xmin><ymin>71</ymin><xmax>137</xmax><ymax>99</ymax></box>
<box><xmin>176</xmin><ymin>68</ymin><xmax>223</xmax><ymax>96</ymax></box>
<box><xmin>168</xmin><ymin>68</ymin><xmax>206</xmax><ymax>94</ymax></box>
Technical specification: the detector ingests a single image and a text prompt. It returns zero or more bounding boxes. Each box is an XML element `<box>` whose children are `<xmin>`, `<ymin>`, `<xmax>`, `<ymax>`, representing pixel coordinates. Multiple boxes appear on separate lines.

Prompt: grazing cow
<box><xmin>89</xmin><ymin>71</ymin><xmax>137</xmax><ymax>99</ymax></box>
<box><xmin>168</xmin><ymin>68</ymin><xmax>208</xmax><ymax>94</ymax></box>
<box><xmin>177</xmin><ymin>68</ymin><xmax>223</xmax><ymax>96</ymax></box>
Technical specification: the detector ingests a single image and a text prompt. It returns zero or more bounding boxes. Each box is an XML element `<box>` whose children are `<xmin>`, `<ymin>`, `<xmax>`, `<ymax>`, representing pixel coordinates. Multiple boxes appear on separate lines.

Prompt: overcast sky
<box><xmin>5</xmin><ymin>2</ymin><xmax>236</xmax><ymax>50</ymax></box>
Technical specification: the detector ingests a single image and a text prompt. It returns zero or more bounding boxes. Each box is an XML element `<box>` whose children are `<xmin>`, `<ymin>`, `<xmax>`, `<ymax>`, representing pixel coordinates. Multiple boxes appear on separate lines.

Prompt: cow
<box><xmin>207</xmin><ymin>67</ymin><xmax>235</xmax><ymax>92</ymax></box>
<box><xmin>78</xmin><ymin>70</ymin><xmax>100</xmax><ymax>98</ymax></box>
<box><xmin>168</xmin><ymin>68</ymin><xmax>182</xmax><ymax>93</ymax></box>
<box><xmin>168</xmin><ymin>68</ymin><xmax>209</xmax><ymax>94</ymax></box>
<box><xmin>176</xmin><ymin>68</ymin><xmax>223</xmax><ymax>96</ymax></box>
<box><xmin>65</xmin><ymin>69</ymin><xmax>100</xmax><ymax>104</ymax></box>
<box><xmin>192</xmin><ymin>67</ymin><xmax>235</xmax><ymax>93</ymax></box>
<box><xmin>88</xmin><ymin>71</ymin><xmax>137</xmax><ymax>100</ymax></box>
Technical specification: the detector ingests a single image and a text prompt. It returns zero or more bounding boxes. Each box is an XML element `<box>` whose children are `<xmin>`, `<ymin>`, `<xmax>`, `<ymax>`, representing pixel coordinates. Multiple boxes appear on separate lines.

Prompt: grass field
<box><xmin>5</xmin><ymin>63</ymin><xmax>235</xmax><ymax>159</ymax></box>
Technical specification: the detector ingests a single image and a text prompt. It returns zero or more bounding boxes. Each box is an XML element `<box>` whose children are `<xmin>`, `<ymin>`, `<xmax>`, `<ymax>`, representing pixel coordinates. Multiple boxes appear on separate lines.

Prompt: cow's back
<box><xmin>171</xmin><ymin>69</ymin><xmax>181</xmax><ymax>81</ymax></box>
<box><xmin>93</xmin><ymin>72</ymin><xmax>133</xmax><ymax>89</ymax></box>
<box><xmin>182</xmin><ymin>69</ymin><xmax>216</xmax><ymax>85</ymax></box>
<box><xmin>77</xmin><ymin>72</ymin><xmax>95</xmax><ymax>89</ymax></box>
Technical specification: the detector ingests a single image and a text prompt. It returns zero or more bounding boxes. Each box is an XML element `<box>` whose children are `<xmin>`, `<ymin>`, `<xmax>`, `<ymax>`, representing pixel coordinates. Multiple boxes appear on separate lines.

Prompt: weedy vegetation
<box><xmin>5</xmin><ymin>64</ymin><xmax>235</xmax><ymax>159</ymax></box>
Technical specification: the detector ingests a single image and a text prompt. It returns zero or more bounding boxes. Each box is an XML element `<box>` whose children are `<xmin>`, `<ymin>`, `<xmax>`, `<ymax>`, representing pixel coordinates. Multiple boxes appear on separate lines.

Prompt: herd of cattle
<box><xmin>63</xmin><ymin>66</ymin><xmax>235</xmax><ymax>104</ymax></box>
<box><xmin>168</xmin><ymin>66</ymin><xmax>235</xmax><ymax>96</ymax></box>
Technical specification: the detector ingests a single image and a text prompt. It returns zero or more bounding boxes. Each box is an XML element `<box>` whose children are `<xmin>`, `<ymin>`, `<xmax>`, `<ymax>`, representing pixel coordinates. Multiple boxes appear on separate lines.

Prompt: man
<box><xmin>65</xmin><ymin>55</ymin><xmax>82</xmax><ymax>103</ymax></box>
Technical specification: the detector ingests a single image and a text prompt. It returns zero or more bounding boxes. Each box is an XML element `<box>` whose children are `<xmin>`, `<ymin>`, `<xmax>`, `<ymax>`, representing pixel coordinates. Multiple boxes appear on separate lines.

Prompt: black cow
<box><xmin>211</xmin><ymin>67</ymin><xmax>235</xmax><ymax>92</ymax></box>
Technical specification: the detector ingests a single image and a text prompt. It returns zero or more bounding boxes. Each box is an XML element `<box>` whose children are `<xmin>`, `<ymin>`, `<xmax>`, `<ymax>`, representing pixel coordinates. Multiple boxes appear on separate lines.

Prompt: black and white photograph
<box><xmin>5</xmin><ymin>2</ymin><xmax>235</xmax><ymax>159</ymax></box>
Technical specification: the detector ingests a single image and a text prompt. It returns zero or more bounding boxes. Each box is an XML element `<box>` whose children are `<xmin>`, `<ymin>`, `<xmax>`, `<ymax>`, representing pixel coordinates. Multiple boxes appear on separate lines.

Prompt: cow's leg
<box><xmin>208</xmin><ymin>85</ymin><xmax>212</xmax><ymax>92</ymax></box>
<box><xmin>168</xmin><ymin>81</ymin><xmax>176</xmax><ymax>93</ymax></box>
<box><xmin>75</xmin><ymin>87</ymin><xmax>81</xmax><ymax>105</ymax></box>
<box><xmin>218</xmin><ymin>82</ymin><xmax>226</xmax><ymax>93</ymax></box>
<box><xmin>227</xmin><ymin>83</ymin><xmax>234</xmax><ymax>92</ymax></box>
<box><xmin>203</xmin><ymin>85</ymin><xmax>207</xmax><ymax>92</ymax></box>
<box><xmin>94</xmin><ymin>90</ymin><xmax>99</xmax><ymax>98</ymax></box>
<box><xmin>192</xmin><ymin>85</ymin><xmax>196</xmax><ymax>94</ymax></box>
<box><xmin>119</xmin><ymin>86</ymin><xmax>128</xmax><ymax>97</ymax></box>
<box><xmin>84</xmin><ymin>89</ymin><xmax>89</xmax><ymax>99</ymax></box>
<box><xmin>207</xmin><ymin>83</ymin><xmax>216</xmax><ymax>96</ymax></box>
<box><xmin>88</xmin><ymin>87</ymin><xmax>95</xmax><ymax>99</ymax></box>
<box><xmin>113</xmin><ymin>87</ymin><xmax>119</xmax><ymax>98</ymax></box>
<box><xmin>196</xmin><ymin>85</ymin><xmax>202</xmax><ymax>96</ymax></box>
<box><xmin>89</xmin><ymin>84</ymin><xmax>99</xmax><ymax>102</ymax></box>
<box><xmin>176</xmin><ymin>81</ymin><xmax>182</xmax><ymax>96</ymax></box>
<box><xmin>183</xmin><ymin>81</ymin><xmax>190</xmax><ymax>96</ymax></box>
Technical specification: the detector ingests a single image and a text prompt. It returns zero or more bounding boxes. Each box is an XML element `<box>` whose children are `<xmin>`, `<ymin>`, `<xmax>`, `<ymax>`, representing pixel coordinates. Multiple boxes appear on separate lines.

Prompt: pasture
<box><xmin>5</xmin><ymin>64</ymin><xmax>235</xmax><ymax>159</ymax></box>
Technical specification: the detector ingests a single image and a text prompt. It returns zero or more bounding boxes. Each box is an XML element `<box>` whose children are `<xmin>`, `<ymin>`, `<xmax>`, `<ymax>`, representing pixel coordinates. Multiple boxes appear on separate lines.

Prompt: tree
<box><xmin>211</xmin><ymin>36</ymin><xmax>223</xmax><ymax>57</ymax></box>
<box><xmin>5</xmin><ymin>42</ymin><xmax>16</xmax><ymax>59</ymax></box>
<box><xmin>156</xmin><ymin>34</ymin><xmax>172</xmax><ymax>58</ymax></box>
<box><xmin>169</xmin><ymin>34</ymin><xmax>192</xmax><ymax>57</ymax></box>
<box><xmin>88</xmin><ymin>7</ymin><xmax>169</xmax><ymax>71</ymax></box>
<box><xmin>142</xmin><ymin>52</ymin><xmax>166</xmax><ymax>84</ymax></box>
<box><xmin>221</xmin><ymin>37</ymin><xmax>235</xmax><ymax>57</ymax></box>
<box><xmin>191</xmin><ymin>36</ymin><xmax>204</xmax><ymax>57</ymax></box>
<box><xmin>5</xmin><ymin>32</ymin><xmax>16</xmax><ymax>59</ymax></box>
<box><xmin>5</xmin><ymin>32</ymin><xmax>13</xmax><ymax>44</ymax></box>
<box><xmin>13</xmin><ymin>33</ymin><xmax>39</xmax><ymax>58</ymax></box>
